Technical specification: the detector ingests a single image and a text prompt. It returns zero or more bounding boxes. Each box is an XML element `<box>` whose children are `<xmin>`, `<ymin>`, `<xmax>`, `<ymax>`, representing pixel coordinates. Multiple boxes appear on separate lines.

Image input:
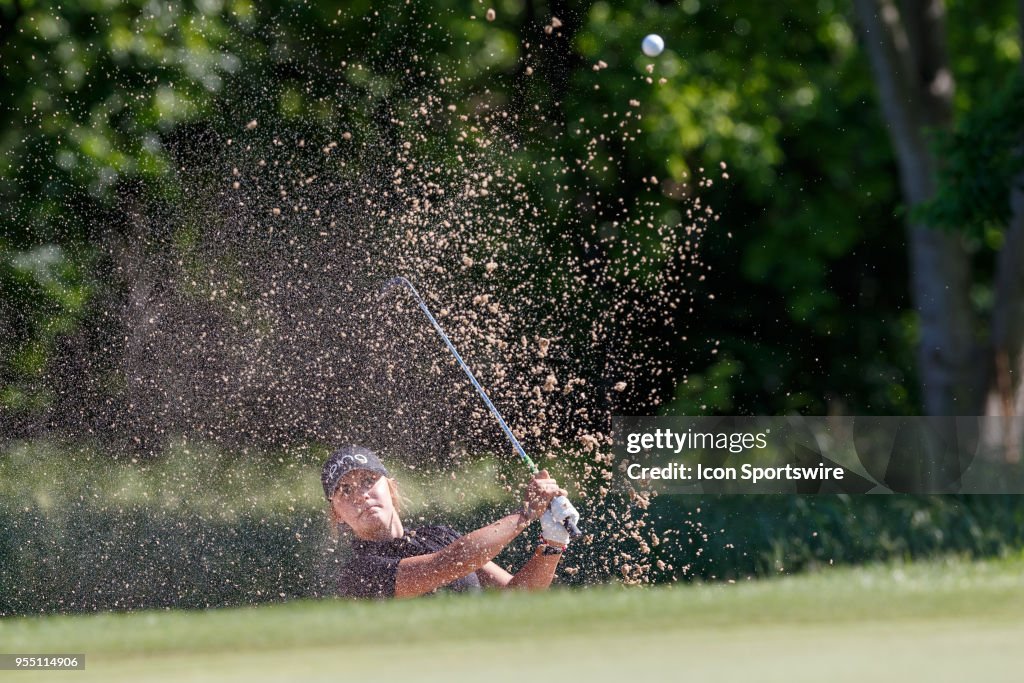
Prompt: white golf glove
<box><xmin>541</xmin><ymin>495</ymin><xmax>580</xmax><ymax>547</ymax></box>
<box><xmin>541</xmin><ymin>507</ymin><xmax>571</xmax><ymax>547</ymax></box>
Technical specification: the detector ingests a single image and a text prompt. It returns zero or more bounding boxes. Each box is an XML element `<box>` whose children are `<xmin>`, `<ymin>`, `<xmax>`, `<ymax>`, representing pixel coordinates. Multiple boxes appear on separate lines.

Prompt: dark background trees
<box><xmin>2</xmin><ymin>0</ymin><xmax>1022</xmax><ymax>440</ymax></box>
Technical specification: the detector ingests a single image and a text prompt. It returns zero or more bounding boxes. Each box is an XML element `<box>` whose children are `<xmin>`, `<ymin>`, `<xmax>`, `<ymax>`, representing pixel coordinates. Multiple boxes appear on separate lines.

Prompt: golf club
<box><xmin>381</xmin><ymin>276</ymin><xmax>582</xmax><ymax>539</ymax></box>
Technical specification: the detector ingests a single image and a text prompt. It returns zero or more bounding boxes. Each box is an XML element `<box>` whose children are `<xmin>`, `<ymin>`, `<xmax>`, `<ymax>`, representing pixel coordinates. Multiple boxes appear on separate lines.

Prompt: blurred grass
<box><xmin>0</xmin><ymin>439</ymin><xmax>510</xmax><ymax>520</ymax></box>
<box><xmin>5</xmin><ymin>439</ymin><xmax>1024</xmax><ymax>617</ymax></box>
<box><xmin>0</xmin><ymin>439</ymin><xmax>523</xmax><ymax>615</ymax></box>
<box><xmin>3</xmin><ymin>556</ymin><xmax>1024</xmax><ymax>682</ymax></box>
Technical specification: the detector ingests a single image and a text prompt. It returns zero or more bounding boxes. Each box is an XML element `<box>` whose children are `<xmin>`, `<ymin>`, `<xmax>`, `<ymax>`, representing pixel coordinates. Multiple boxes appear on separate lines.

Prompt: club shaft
<box><xmin>382</xmin><ymin>277</ymin><xmax>539</xmax><ymax>474</ymax></box>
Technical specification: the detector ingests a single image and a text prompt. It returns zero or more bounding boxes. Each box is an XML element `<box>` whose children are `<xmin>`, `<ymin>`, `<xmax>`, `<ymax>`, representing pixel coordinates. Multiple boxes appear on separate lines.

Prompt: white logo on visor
<box><xmin>326</xmin><ymin>454</ymin><xmax>370</xmax><ymax>482</ymax></box>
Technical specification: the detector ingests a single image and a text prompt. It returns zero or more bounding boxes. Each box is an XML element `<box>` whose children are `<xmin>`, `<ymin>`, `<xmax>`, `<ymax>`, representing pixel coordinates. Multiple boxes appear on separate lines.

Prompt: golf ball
<box><xmin>641</xmin><ymin>34</ymin><xmax>664</xmax><ymax>57</ymax></box>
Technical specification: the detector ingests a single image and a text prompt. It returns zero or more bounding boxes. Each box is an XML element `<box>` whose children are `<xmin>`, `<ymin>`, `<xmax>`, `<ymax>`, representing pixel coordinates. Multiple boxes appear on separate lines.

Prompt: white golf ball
<box><xmin>641</xmin><ymin>34</ymin><xmax>664</xmax><ymax>57</ymax></box>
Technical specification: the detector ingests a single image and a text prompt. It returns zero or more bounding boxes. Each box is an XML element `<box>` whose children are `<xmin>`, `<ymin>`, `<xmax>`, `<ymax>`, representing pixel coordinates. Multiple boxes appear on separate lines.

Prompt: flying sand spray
<box><xmin>381</xmin><ymin>276</ymin><xmax>582</xmax><ymax>538</ymax></box>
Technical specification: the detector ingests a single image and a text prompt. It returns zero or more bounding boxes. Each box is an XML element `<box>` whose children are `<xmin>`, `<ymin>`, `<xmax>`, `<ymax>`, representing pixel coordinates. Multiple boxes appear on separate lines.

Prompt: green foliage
<box><xmin>916</xmin><ymin>70</ymin><xmax>1024</xmax><ymax>236</ymax></box>
<box><xmin>1</xmin><ymin>245</ymin><xmax>93</xmax><ymax>410</ymax></box>
<box><xmin>0</xmin><ymin>0</ymin><xmax>248</xmax><ymax>415</ymax></box>
<box><xmin>570</xmin><ymin>0</ymin><xmax>927</xmax><ymax>414</ymax></box>
<box><xmin>1</xmin><ymin>0</ymin><xmax>1022</xmax><ymax>425</ymax></box>
<box><xmin>649</xmin><ymin>494</ymin><xmax>1024</xmax><ymax>582</ymax></box>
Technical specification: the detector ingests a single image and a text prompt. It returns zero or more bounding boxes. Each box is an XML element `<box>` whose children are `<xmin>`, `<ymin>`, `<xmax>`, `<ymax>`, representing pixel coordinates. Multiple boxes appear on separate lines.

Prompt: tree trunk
<box><xmin>853</xmin><ymin>0</ymin><xmax>980</xmax><ymax>416</ymax></box>
<box><xmin>982</xmin><ymin>187</ymin><xmax>1024</xmax><ymax>460</ymax></box>
<box><xmin>978</xmin><ymin>2</ymin><xmax>1024</xmax><ymax>461</ymax></box>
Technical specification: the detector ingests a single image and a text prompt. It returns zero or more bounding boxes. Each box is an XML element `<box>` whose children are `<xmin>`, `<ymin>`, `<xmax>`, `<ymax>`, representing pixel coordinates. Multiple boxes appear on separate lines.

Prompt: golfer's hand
<box><xmin>523</xmin><ymin>470</ymin><xmax>567</xmax><ymax>521</ymax></box>
<box><xmin>540</xmin><ymin>507</ymin><xmax>571</xmax><ymax>547</ymax></box>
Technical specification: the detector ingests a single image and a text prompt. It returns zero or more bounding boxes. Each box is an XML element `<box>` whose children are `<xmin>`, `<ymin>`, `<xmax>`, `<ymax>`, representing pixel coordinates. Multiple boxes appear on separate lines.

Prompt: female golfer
<box><xmin>322</xmin><ymin>445</ymin><xmax>573</xmax><ymax>599</ymax></box>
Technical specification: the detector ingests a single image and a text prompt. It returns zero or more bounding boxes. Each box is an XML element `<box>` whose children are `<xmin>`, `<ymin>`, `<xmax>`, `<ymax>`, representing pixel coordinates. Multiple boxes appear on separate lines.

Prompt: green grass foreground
<box><xmin>3</xmin><ymin>557</ymin><xmax>1024</xmax><ymax>682</ymax></box>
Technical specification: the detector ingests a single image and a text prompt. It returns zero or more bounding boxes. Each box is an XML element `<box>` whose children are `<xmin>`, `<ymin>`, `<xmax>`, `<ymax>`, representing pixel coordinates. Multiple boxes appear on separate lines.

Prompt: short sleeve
<box><xmin>338</xmin><ymin>554</ymin><xmax>401</xmax><ymax>599</ymax></box>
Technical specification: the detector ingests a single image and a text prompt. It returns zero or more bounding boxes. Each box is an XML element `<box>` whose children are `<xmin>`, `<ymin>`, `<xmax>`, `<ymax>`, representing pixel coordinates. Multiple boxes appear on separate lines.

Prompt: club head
<box><xmin>379</xmin><ymin>276</ymin><xmax>419</xmax><ymax>305</ymax></box>
<box><xmin>381</xmin><ymin>276</ymin><xmax>412</xmax><ymax>294</ymax></box>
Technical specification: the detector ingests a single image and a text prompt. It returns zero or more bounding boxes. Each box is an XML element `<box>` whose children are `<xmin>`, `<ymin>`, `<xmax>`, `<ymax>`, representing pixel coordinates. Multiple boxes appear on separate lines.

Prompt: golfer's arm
<box><xmin>476</xmin><ymin>547</ymin><xmax>561</xmax><ymax>590</ymax></box>
<box><xmin>506</xmin><ymin>548</ymin><xmax>561</xmax><ymax>589</ymax></box>
<box><xmin>394</xmin><ymin>513</ymin><xmax>530</xmax><ymax>598</ymax></box>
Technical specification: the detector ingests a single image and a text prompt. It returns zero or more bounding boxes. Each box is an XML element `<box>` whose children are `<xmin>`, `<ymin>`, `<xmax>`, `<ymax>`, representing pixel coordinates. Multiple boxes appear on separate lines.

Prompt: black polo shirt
<box><xmin>337</xmin><ymin>525</ymin><xmax>482</xmax><ymax>599</ymax></box>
